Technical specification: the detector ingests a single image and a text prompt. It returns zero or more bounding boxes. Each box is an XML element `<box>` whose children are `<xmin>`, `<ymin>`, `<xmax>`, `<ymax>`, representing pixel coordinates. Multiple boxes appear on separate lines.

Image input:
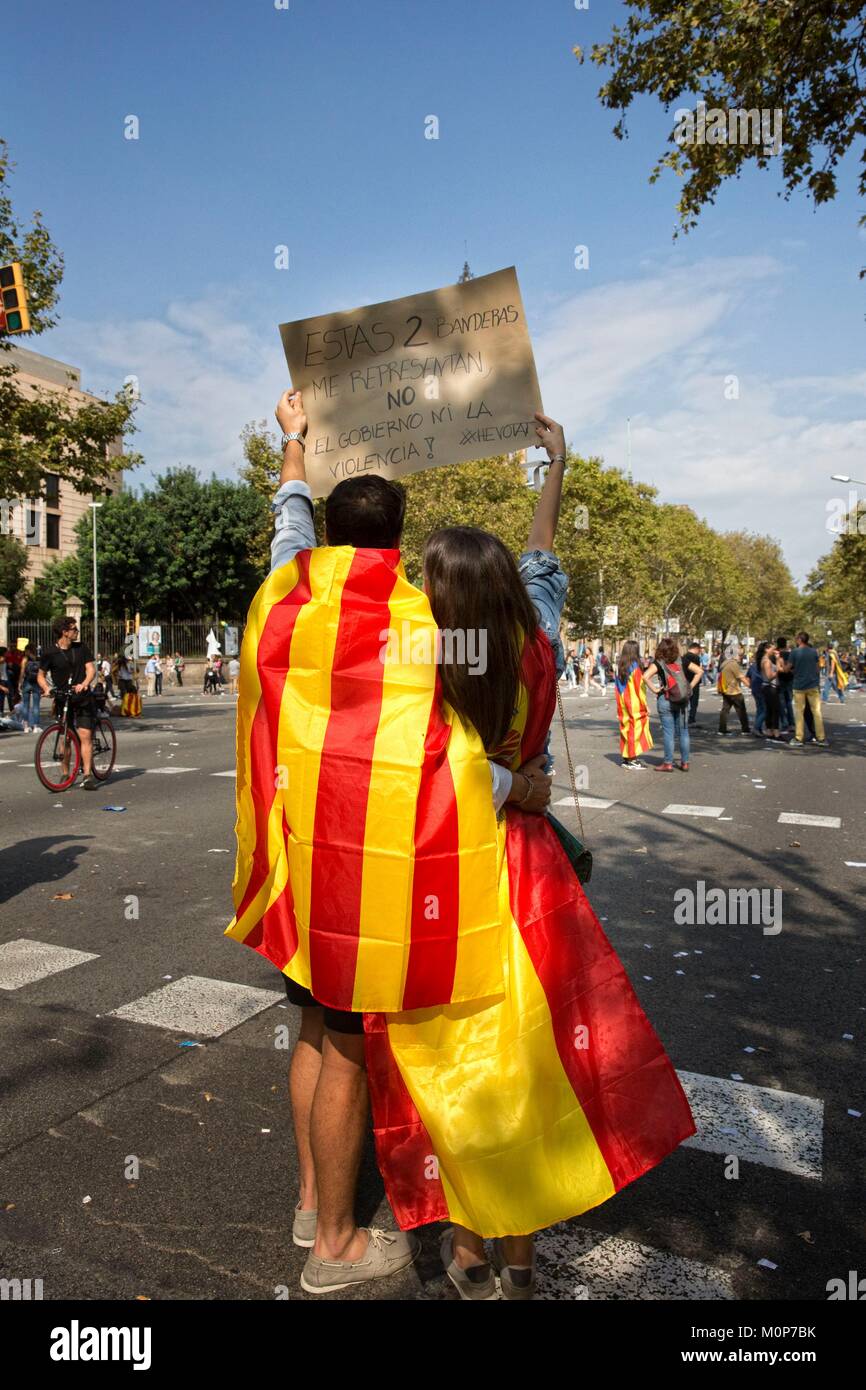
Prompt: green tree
<box><xmin>19</xmin><ymin>554</ymin><xmax>83</xmax><ymax>618</ymax></box>
<box><xmin>0</xmin><ymin>531</ymin><xmax>29</xmax><ymax>608</ymax></box>
<box><xmin>64</xmin><ymin>469</ymin><xmax>271</xmax><ymax>618</ymax></box>
<box><xmin>400</xmin><ymin>455</ymin><xmax>535</xmax><ymax>586</ymax></box>
<box><xmin>0</xmin><ymin>139</ymin><xmax>143</xmax><ymax>497</ymax></box>
<box><xmin>720</xmin><ymin>531</ymin><xmax>803</xmax><ymax>636</ymax></box>
<box><xmin>582</xmin><ymin>1</ymin><xmax>866</xmax><ymax>242</ymax></box>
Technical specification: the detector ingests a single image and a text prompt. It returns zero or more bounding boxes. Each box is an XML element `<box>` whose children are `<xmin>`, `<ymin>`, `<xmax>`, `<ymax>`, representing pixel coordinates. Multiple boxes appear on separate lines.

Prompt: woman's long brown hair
<box><xmin>423</xmin><ymin>526</ymin><xmax>540</xmax><ymax>754</ymax></box>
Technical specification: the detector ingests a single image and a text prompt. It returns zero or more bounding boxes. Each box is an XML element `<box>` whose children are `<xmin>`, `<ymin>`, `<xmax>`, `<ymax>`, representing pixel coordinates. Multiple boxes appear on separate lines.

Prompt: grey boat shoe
<box><xmin>300</xmin><ymin>1228</ymin><xmax>420</xmax><ymax>1294</ymax></box>
<box><xmin>440</xmin><ymin>1228</ymin><xmax>498</xmax><ymax>1301</ymax></box>
<box><xmin>491</xmin><ymin>1237</ymin><xmax>537</xmax><ymax>1300</ymax></box>
<box><xmin>292</xmin><ymin>1205</ymin><xmax>318</xmax><ymax>1249</ymax></box>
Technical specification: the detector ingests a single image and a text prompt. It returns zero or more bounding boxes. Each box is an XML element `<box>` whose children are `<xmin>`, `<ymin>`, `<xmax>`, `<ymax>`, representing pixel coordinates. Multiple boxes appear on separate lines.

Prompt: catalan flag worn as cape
<box><xmin>614</xmin><ymin>661</ymin><xmax>653</xmax><ymax>760</ymax></box>
<box><xmin>366</xmin><ymin>630</ymin><xmax>695</xmax><ymax>1237</ymax></box>
<box><xmin>226</xmin><ymin>545</ymin><xmax>502</xmax><ymax>1013</ymax></box>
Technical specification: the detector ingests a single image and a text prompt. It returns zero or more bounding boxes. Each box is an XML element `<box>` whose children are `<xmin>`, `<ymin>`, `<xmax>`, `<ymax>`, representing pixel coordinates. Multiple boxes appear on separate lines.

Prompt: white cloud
<box><xmin>534</xmin><ymin>259</ymin><xmax>865</xmax><ymax>582</ymax></box>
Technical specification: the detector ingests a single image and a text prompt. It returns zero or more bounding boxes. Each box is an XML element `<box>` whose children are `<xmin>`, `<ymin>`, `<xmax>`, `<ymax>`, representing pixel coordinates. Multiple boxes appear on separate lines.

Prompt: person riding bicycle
<box><xmin>36</xmin><ymin>617</ymin><xmax>98</xmax><ymax>790</ymax></box>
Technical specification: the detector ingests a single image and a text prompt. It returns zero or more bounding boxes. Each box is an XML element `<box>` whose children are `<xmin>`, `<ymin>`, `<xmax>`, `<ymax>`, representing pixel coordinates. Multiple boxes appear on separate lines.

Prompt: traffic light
<box><xmin>0</xmin><ymin>262</ymin><xmax>31</xmax><ymax>334</ymax></box>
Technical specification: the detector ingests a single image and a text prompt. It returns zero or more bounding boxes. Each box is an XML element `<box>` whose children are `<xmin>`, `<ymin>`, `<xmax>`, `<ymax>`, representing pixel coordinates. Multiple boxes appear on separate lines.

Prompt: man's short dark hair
<box><xmin>797</xmin><ymin>630</ymin><xmax>810</xmax><ymax>645</ymax></box>
<box><xmin>324</xmin><ymin>476</ymin><xmax>406</xmax><ymax>548</ymax></box>
<box><xmin>52</xmin><ymin>616</ymin><xmax>77</xmax><ymax>641</ymax></box>
<box><xmin>688</xmin><ymin>640</ymin><xmax>700</xmax><ymax>650</ymax></box>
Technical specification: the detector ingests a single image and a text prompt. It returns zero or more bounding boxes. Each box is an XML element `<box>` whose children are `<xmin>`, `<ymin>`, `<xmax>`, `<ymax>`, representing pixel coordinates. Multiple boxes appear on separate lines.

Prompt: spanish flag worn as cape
<box><xmin>226</xmin><ymin>545</ymin><xmax>502</xmax><ymax>1013</ymax></box>
<box><xmin>365</xmin><ymin>628</ymin><xmax>696</xmax><ymax>1238</ymax></box>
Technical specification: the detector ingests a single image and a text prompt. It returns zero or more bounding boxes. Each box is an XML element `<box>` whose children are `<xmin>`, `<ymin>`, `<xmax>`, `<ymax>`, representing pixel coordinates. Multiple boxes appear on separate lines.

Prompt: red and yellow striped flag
<box><xmin>615</xmin><ymin>663</ymin><xmax>653</xmax><ymax>760</ymax></box>
<box><xmin>225</xmin><ymin>545</ymin><xmax>503</xmax><ymax>1013</ymax></box>
<box><xmin>366</xmin><ymin>809</ymin><xmax>695</xmax><ymax>1236</ymax></box>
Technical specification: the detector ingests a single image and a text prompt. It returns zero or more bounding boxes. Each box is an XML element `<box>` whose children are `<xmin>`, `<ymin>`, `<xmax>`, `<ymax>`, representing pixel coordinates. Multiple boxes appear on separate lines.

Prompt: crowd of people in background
<box><xmin>0</xmin><ymin>642</ymin><xmax>244</xmax><ymax>731</ymax></box>
<box><xmin>560</xmin><ymin>633</ymin><xmax>863</xmax><ymax>771</ymax></box>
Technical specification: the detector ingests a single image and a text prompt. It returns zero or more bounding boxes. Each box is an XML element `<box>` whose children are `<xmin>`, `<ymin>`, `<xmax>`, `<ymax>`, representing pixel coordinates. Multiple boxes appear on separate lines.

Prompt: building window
<box><xmin>44</xmin><ymin>473</ymin><xmax>60</xmax><ymax>507</ymax></box>
<box><xmin>46</xmin><ymin>513</ymin><xmax>60</xmax><ymax>549</ymax></box>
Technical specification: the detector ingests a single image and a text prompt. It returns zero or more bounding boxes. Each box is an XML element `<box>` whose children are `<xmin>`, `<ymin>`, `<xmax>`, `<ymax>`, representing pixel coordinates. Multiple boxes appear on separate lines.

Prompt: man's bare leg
<box><xmin>79</xmin><ymin>726</ymin><xmax>93</xmax><ymax>777</ymax></box>
<box><xmin>310</xmin><ymin>1028</ymin><xmax>369</xmax><ymax>1261</ymax></box>
<box><xmin>290</xmin><ymin>1007</ymin><xmax>323</xmax><ymax>1211</ymax></box>
<box><xmin>451</xmin><ymin>1224</ymin><xmax>488</xmax><ymax>1268</ymax></box>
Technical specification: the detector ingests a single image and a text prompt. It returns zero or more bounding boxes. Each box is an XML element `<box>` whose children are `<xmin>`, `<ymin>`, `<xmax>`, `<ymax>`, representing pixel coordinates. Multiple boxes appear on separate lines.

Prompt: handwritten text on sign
<box><xmin>278</xmin><ymin>266</ymin><xmax>542</xmax><ymax>498</ymax></box>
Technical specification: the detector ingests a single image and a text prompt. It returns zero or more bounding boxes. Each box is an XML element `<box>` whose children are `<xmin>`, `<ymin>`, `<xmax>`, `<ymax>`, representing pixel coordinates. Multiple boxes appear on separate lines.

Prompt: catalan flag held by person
<box><xmin>225</xmin><ymin>544</ymin><xmax>502</xmax><ymax>1013</ymax></box>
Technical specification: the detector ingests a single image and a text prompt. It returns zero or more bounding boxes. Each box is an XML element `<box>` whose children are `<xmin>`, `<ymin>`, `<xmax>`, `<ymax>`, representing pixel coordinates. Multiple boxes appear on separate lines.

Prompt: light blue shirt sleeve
<box><xmin>518</xmin><ymin>549</ymin><xmax>568</xmax><ymax>677</ymax></box>
<box><xmin>270</xmin><ymin>479</ymin><xmax>317</xmax><ymax>573</ymax></box>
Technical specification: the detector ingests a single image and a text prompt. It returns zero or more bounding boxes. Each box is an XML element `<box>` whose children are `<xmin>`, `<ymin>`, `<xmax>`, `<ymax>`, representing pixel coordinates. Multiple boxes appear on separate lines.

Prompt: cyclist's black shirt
<box><xmin>40</xmin><ymin>641</ymin><xmax>95</xmax><ymax>691</ymax></box>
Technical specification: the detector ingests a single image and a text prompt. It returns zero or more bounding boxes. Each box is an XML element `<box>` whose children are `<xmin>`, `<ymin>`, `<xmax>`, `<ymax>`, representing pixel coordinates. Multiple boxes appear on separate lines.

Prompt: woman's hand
<box><xmin>275</xmin><ymin>389</ymin><xmax>308</xmax><ymax>440</ymax></box>
<box><xmin>534</xmin><ymin>412</ymin><xmax>566</xmax><ymax>462</ymax></box>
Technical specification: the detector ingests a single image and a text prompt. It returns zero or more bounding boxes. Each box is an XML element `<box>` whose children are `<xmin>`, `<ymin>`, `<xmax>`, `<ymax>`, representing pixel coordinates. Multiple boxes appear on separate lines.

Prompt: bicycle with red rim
<box><xmin>34</xmin><ymin>679</ymin><xmax>118</xmax><ymax>792</ymax></box>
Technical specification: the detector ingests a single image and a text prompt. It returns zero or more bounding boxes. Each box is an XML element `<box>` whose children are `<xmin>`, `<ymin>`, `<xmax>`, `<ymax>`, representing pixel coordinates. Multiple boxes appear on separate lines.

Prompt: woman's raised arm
<box><xmin>526</xmin><ymin>412</ymin><xmax>567</xmax><ymax>553</ymax></box>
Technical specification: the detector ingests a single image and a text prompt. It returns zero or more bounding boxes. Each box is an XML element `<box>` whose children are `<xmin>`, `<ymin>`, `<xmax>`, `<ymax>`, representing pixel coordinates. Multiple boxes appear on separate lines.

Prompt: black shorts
<box><xmin>283</xmin><ymin>976</ymin><xmax>364</xmax><ymax>1035</ymax></box>
<box><xmin>59</xmin><ymin>696</ymin><xmax>96</xmax><ymax>731</ymax></box>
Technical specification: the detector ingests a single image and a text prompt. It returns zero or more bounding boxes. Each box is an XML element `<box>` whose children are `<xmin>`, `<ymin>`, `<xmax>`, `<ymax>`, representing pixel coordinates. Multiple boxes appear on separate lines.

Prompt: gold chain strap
<box><xmin>556</xmin><ymin>683</ymin><xmax>586</xmax><ymax>843</ymax></box>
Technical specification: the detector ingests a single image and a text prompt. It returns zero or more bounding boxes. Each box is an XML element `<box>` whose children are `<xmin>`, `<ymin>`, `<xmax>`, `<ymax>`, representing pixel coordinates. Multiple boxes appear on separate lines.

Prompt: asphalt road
<box><xmin>0</xmin><ymin>683</ymin><xmax>863</xmax><ymax>1302</ymax></box>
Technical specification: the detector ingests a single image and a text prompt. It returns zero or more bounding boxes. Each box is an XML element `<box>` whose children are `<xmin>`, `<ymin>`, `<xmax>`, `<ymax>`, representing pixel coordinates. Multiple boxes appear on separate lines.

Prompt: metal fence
<box><xmin>6</xmin><ymin>618</ymin><xmax>245</xmax><ymax>658</ymax></box>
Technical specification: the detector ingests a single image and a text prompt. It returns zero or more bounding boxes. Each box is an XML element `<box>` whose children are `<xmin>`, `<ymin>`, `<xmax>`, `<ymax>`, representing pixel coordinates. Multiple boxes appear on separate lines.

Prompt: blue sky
<box><xmin>5</xmin><ymin>0</ymin><xmax>865</xmax><ymax>584</ymax></box>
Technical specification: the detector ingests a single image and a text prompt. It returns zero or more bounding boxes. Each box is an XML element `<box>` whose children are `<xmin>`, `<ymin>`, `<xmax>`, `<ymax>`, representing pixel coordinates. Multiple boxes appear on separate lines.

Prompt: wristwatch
<box><xmin>281</xmin><ymin>432</ymin><xmax>306</xmax><ymax>451</ymax></box>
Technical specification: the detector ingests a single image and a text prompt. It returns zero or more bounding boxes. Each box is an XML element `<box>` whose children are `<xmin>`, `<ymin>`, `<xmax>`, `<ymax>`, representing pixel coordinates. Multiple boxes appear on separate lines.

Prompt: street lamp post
<box><xmin>89</xmin><ymin>502</ymin><xmax>103</xmax><ymax>656</ymax></box>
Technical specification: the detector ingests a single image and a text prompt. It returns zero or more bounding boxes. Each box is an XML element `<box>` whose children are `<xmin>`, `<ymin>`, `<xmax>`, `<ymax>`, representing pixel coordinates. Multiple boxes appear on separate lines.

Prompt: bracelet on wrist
<box><xmin>281</xmin><ymin>432</ymin><xmax>306</xmax><ymax>451</ymax></box>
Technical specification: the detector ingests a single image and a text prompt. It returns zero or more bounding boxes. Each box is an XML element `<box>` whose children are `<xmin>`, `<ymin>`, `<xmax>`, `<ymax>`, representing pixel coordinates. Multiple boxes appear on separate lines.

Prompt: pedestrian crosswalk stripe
<box><xmin>107</xmin><ymin>975</ymin><xmax>284</xmax><ymax>1037</ymax></box>
<box><xmin>678</xmin><ymin>1070</ymin><xmax>823</xmax><ymax>1179</ymax></box>
<box><xmin>211</xmin><ymin>770</ymin><xmax>236</xmax><ymax>777</ymax></box>
<box><xmin>778</xmin><ymin>812</ymin><xmax>841</xmax><ymax>828</ymax></box>
<box><xmin>553</xmin><ymin>795</ymin><xmax>616</xmax><ymax>810</ymax></box>
<box><xmin>535</xmin><ymin>1225</ymin><xmax>734</xmax><ymax>1301</ymax></box>
<box><xmin>662</xmin><ymin>804</ymin><xmax>725</xmax><ymax>818</ymax></box>
<box><xmin>0</xmin><ymin>938</ymin><xmax>100</xmax><ymax>991</ymax></box>
<box><xmin>146</xmin><ymin>767</ymin><xmax>200</xmax><ymax>775</ymax></box>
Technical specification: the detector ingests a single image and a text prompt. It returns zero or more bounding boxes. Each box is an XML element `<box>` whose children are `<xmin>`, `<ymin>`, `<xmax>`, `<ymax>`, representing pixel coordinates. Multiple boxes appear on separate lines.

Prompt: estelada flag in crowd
<box><xmin>365</xmin><ymin>628</ymin><xmax>695</xmax><ymax>1238</ymax></box>
<box><xmin>225</xmin><ymin>545</ymin><xmax>502</xmax><ymax>1012</ymax></box>
<box><xmin>615</xmin><ymin>662</ymin><xmax>653</xmax><ymax>760</ymax></box>
<box><xmin>828</xmin><ymin>649</ymin><xmax>849</xmax><ymax>690</ymax></box>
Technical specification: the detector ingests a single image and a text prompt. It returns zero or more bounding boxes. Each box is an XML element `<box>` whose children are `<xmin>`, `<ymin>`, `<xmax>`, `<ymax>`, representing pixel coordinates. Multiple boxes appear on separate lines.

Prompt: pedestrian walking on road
<box><xmin>228</xmin><ymin>656</ymin><xmax>240</xmax><ymax>694</ymax></box>
<box><xmin>717</xmin><ymin>645</ymin><xmax>751</xmax><ymax>735</ymax></box>
<box><xmin>758</xmin><ymin>642</ymin><xmax>783</xmax><ymax>740</ymax></box>
<box><xmin>775</xmin><ymin>636</ymin><xmax>794</xmax><ymax>730</ymax></box>
<box><xmin>644</xmin><ymin>637</ymin><xmax>699</xmax><ymax>771</ymax></box>
<box><xmin>789</xmin><ymin>633</ymin><xmax>829</xmax><ymax>747</ymax></box>
<box><xmin>683</xmin><ymin>640</ymin><xmax>703</xmax><ymax>726</ymax></box>
<box><xmin>174</xmin><ymin>651</ymin><xmax>185</xmax><ymax>687</ymax></box>
<box><xmin>19</xmin><ymin>643</ymin><xmax>42</xmax><ymax>733</ymax></box>
<box><xmin>821</xmin><ymin>647</ymin><xmax>847</xmax><ymax>704</ymax></box>
<box><xmin>144</xmin><ymin>654</ymin><xmax>159</xmax><ymax>697</ymax></box>
<box><xmin>614</xmin><ymin>640</ymin><xmax>653</xmax><ymax>769</ymax></box>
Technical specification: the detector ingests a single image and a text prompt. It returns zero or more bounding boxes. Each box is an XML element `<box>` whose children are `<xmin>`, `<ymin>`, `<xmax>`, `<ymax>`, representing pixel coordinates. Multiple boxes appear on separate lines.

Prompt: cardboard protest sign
<box><xmin>278</xmin><ymin>266</ymin><xmax>542</xmax><ymax>498</ymax></box>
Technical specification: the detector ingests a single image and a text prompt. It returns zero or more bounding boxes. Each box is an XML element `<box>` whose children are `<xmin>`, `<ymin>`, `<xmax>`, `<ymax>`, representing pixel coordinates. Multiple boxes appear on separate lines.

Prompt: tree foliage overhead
<box><xmin>580</xmin><ymin>1</ymin><xmax>866</xmax><ymax>236</ymax></box>
<box><xmin>0</xmin><ymin>139</ymin><xmax>142</xmax><ymax>497</ymax></box>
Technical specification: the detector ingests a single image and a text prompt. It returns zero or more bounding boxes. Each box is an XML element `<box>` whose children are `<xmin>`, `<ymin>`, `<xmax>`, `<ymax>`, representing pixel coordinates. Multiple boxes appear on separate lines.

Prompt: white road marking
<box><xmin>145</xmin><ymin>767</ymin><xmax>200</xmax><ymax>775</ymax></box>
<box><xmin>553</xmin><ymin>795</ymin><xmax>616</xmax><ymax>810</ymax></box>
<box><xmin>778</xmin><ymin>813</ymin><xmax>841</xmax><ymax>828</ymax></box>
<box><xmin>108</xmin><ymin>975</ymin><xmax>283</xmax><ymax>1037</ymax></box>
<box><xmin>844</xmin><ymin>861</ymin><xmax>866</xmax><ymax>868</ymax></box>
<box><xmin>678</xmin><ymin>1071</ymin><xmax>823</xmax><ymax>1179</ymax></box>
<box><xmin>211</xmin><ymin>770</ymin><xmax>236</xmax><ymax>778</ymax></box>
<box><xmin>662</xmin><ymin>804</ymin><xmax>725</xmax><ymax>818</ymax></box>
<box><xmin>0</xmin><ymin>939</ymin><xmax>100</xmax><ymax>991</ymax></box>
<box><xmin>535</xmin><ymin>1225</ymin><xmax>734</xmax><ymax>1301</ymax></box>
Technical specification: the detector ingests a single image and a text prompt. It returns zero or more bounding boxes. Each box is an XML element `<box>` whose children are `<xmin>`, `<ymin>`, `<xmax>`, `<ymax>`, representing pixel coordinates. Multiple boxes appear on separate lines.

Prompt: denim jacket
<box><xmin>518</xmin><ymin>549</ymin><xmax>568</xmax><ymax>676</ymax></box>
